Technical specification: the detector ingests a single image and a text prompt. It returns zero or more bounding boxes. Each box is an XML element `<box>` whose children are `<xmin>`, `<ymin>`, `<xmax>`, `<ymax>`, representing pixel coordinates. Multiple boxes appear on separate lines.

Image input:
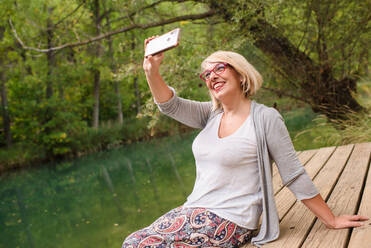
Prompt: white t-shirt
<box><xmin>156</xmin><ymin>88</ymin><xmax>319</xmax><ymax>245</ymax></box>
<box><xmin>183</xmin><ymin>112</ymin><xmax>262</xmax><ymax>229</ymax></box>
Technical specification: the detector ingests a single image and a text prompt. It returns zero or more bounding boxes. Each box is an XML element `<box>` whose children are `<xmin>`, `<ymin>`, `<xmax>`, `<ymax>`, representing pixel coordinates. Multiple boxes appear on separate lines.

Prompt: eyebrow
<box><xmin>204</xmin><ymin>62</ymin><xmax>223</xmax><ymax>70</ymax></box>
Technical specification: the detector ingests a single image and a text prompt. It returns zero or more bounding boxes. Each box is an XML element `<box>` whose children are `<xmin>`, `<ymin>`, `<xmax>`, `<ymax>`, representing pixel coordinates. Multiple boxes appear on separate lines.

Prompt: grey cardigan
<box><xmin>156</xmin><ymin>90</ymin><xmax>319</xmax><ymax>247</ymax></box>
<box><xmin>249</xmin><ymin>101</ymin><xmax>318</xmax><ymax>246</ymax></box>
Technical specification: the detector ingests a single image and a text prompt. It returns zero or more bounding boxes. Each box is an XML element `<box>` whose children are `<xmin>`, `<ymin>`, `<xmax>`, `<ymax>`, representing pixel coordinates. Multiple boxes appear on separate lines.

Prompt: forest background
<box><xmin>0</xmin><ymin>0</ymin><xmax>370</xmax><ymax>173</ymax></box>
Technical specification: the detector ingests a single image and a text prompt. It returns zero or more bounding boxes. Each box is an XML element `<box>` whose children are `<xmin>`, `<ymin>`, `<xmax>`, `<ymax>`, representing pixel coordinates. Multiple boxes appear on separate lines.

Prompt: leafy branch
<box><xmin>9</xmin><ymin>9</ymin><xmax>215</xmax><ymax>53</ymax></box>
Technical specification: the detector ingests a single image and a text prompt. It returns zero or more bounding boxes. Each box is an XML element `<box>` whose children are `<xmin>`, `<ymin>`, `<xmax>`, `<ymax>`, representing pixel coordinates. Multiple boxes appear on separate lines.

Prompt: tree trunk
<box><xmin>58</xmin><ymin>85</ymin><xmax>64</xmax><ymax>100</ymax></box>
<box><xmin>92</xmin><ymin>0</ymin><xmax>102</xmax><ymax>129</ymax></box>
<box><xmin>131</xmin><ymin>36</ymin><xmax>141</xmax><ymax>114</ymax></box>
<box><xmin>209</xmin><ymin>2</ymin><xmax>364</xmax><ymax>120</ymax></box>
<box><xmin>46</xmin><ymin>7</ymin><xmax>55</xmax><ymax>99</ymax></box>
<box><xmin>0</xmin><ymin>70</ymin><xmax>12</xmax><ymax>147</ymax></box>
<box><xmin>251</xmin><ymin>19</ymin><xmax>362</xmax><ymax>119</ymax></box>
<box><xmin>0</xmin><ymin>26</ymin><xmax>12</xmax><ymax>147</ymax></box>
<box><xmin>133</xmin><ymin>76</ymin><xmax>141</xmax><ymax>114</ymax></box>
<box><xmin>106</xmin><ymin>14</ymin><xmax>123</xmax><ymax>124</ymax></box>
<box><xmin>114</xmin><ymin>81</ymin><xmax>123</xmax><ymax>124</ymax></box>
<box><xmin>358</xmin><ymin>46</ymin><xmax>368</xmax><ymax>77</ymax></box>
<box><xmin>92</xmin><ymin>69</ymin><xmax>100</xmax><ymax>128</ymax></box>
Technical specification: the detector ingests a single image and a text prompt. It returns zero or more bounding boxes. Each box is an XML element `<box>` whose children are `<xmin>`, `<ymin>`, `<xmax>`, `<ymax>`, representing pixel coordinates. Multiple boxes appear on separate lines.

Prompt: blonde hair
<box><xmin>201</xmin><ymin>51</ymin><xmax>263</xmax><ymax>110</ymax></box>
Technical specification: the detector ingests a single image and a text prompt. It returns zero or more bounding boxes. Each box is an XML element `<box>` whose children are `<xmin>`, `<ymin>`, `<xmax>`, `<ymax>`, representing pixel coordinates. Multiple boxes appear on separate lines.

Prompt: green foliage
<box><xmin>267</xmin><ymin>0</ymin><xmax>370</xmax><ymax>79</ymax></box>
<box><xmin>0</xmin><ymin>142</ymin><xmax>44</xmax><ymax>171</ymax></box>
<box><xmin>0</xmin><ymin>0</ymin><xmax>369</xmax><ymax>172</ymax></box>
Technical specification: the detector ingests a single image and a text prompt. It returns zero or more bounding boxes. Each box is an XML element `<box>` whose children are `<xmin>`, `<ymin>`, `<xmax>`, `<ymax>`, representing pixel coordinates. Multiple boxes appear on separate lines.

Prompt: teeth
<box><xmin>213</xmin><ymin>82</ymin><xmax>224</xmax><ymax>89</ymax></box>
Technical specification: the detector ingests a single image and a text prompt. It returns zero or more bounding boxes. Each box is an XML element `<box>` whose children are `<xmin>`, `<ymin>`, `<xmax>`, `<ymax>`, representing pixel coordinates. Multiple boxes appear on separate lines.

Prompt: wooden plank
<box><xmin>242</xmin><ymin>147</ymin><xmax>335</xmax><ymax>248</ymax></box>
<box><xmin>348</xmin><ymin>154</ymin><xmax>371</xmax><ymax>248</ymax></box>
<box><xmin>301</xmin><ymin>143</ymin><xmax>371</xmax><ymax>248</ymax></box>
<box><xmin>262</xmin><ymin>144</ymin><xmax>354</xmax><ymax>248</ymax></box>
<box><xmin>273</xmin><ymin>150</ymin><xmax>318</xmax><ymax>194</ymax></box>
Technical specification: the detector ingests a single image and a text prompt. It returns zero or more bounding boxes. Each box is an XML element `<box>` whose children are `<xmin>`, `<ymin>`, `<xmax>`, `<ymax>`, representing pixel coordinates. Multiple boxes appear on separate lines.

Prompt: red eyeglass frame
<box><xmin>199</xmin><ymin>62</ymin><xmax>229</xmax><ymax>82</ymax></box>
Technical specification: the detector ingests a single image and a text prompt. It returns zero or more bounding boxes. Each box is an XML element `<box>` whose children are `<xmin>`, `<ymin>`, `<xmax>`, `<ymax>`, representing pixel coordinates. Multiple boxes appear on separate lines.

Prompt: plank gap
<box><xmin>323</xmin><ymin>145</ymin><xmax>355</xmax><ymax>203</ymax></box>
<box><xmin>302</xmin><ymin>143</ymin><xmax>369</xmax><ymax>248</ymax></box>
<box><xmin>309</xmin><ymin>146</ymin><xmax>338</xmax><ymax>193</ymax></box>
<box><xmin>298</xmin><ymin>145</ymin><xmax>354</xmax><ymax>248</ymax></box>
<box><xmin>298</xmin><ymin>215</ymin><xmax>318</xmax><ymax>248</ymax></box>
<box><xmin>279</xmin><ymin>199</ymin><xmax>297</xmax><ymax>222</ymax></box>
<box><xmin>345</xmin><ymin>158</ymin><xmax>371</xmax><ymax>248</ymax></box>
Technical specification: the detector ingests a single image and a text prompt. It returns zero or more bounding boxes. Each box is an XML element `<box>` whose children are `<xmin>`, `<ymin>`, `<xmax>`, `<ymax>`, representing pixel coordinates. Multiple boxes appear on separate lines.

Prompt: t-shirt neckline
<box><xmin>216</xmin><ymin>112</ymin><xmax>251</xmax><ymax>140</ymax></box>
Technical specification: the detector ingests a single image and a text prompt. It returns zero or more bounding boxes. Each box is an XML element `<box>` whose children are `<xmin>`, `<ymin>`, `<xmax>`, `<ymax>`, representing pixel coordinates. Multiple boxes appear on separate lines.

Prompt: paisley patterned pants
<box><xmin>122</xmin><ymin>206</ymin><xmax>253</xmax><ymax>248</ymax></box>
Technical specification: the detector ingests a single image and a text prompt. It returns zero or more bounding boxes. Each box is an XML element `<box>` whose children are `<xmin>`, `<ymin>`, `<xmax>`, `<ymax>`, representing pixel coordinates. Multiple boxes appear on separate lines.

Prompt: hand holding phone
<box><xmin>144</xmin><ymin>28</ymin><xmax>181</xmax><ymax>57</ymax></box>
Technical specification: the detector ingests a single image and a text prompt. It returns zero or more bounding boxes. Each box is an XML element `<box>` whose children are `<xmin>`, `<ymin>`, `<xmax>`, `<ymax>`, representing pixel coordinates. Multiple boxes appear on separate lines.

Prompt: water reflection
<box><xmin>145</xmin><ymin>158</ymin><xmax>162</xmax><ymax>211</ymax></box>
<box><xmin>0</xmin><ymin>132</ymin><xmax>197</xmax><ymax>248</ymax></box>
<box><xmin>15</xmin><ymin>187</ymin><xmax>35</xmax><ymax>248</ymax></box>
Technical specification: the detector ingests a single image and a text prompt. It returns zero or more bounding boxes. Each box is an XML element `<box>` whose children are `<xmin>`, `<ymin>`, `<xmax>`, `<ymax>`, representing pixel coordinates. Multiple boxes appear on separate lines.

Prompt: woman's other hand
<box><xmin>326</xmin><ymin>214</ymin><xmax>369</xmax><ymax>229</ymax></box>
<box><xmin>143</xmin><ymin>36</ymin><xmax>164</xmax><ymax>75</ymax></box>
<box><xmin>302</xmin><ymin>194</ymin><xmax>369</xmax><ymax>229</ymax></box>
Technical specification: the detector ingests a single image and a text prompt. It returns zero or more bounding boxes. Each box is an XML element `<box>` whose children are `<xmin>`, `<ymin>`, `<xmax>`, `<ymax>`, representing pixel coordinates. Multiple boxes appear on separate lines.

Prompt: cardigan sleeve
<box><xmin>263</xmin><ymin>108</ymin><xmax>319</xmax><ymax>200</ymax></box>
<box><xmin>155</xmin><ymin>87</ymin><xmax>213</xmax><ymax>129</ymax></box>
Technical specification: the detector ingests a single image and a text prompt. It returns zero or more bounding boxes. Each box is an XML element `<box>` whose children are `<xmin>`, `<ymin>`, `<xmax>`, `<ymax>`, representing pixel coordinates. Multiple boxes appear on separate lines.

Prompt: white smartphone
<box><xmin>145</xmin><ymin>28</ymin><xmax>181</xmax><ymax>57</ymax></box>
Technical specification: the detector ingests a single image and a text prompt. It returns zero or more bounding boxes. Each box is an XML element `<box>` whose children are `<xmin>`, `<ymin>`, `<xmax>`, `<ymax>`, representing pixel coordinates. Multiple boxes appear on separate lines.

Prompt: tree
<box><xmin>106</xmin><ymin>13</ymin><xmax>123</xmax><ymax>124</ymax></box>
<box><xmin>2</xmin><ymin>0</ymin><xmax>368</xmax><ymax>162</ymax></box>
<box><xmin>13</xmin><ymin>0</ymin><xmax>368</xmax><ymax>120</ymax></box>
<box><xmin>201</xmin><ymin>0</ymin><xmax>369</xmax><ymax>119</ymax></box>
<box><xmin>45</xmin><ymin>5</ymin><xmax>56</xmax><ymax>99</ymax></box>
<box><xmin>0</xmin><ymin>62</ymin><xmax>12</xmax><ymax>148</ymax></box>
<box><xmin>0</xmin><ymin>22</ymin><xmax>12</xmax><ymax>148</ymax></box>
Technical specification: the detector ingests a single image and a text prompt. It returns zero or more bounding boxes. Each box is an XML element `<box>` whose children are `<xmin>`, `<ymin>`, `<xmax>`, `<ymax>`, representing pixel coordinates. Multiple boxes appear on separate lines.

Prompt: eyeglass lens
<box><xmin>203</xmin><ymin>63</ymin><xmax>226</xmax><ymax>80</ymax></box>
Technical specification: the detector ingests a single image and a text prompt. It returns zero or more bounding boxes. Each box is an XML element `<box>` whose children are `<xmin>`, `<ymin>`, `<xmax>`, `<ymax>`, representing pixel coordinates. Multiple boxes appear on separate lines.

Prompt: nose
<box><xmin>209</xmin><ymin>70</ymin><xmax>219</xmax><ymax>81</ymax></box>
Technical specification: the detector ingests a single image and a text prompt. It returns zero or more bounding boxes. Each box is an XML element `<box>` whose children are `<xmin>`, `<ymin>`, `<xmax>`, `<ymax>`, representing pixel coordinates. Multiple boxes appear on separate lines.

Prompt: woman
<box><xmin>122</xmin><ymin>37</ymin><xmax>368</xmax><ymax>248</ymax></box>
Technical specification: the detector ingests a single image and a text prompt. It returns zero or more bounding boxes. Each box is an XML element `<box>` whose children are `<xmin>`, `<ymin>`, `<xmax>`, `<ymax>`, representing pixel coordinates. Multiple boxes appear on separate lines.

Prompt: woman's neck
<box><xmin>221</xmin><ymin>96</ymin><xmax>251</xmax><ymax>117</ymax></box>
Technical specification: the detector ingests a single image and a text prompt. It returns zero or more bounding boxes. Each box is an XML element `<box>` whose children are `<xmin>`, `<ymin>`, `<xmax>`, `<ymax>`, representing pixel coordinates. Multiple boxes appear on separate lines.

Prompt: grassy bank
<box><xmin>0</xmin><ymin>116</ymin><xmax>191</xmax><ymax>173</ymax></box>
<box><xmin>290</xmin><ymin>79</ymin><xmax>371</xmax><ymax>150</ymax></box>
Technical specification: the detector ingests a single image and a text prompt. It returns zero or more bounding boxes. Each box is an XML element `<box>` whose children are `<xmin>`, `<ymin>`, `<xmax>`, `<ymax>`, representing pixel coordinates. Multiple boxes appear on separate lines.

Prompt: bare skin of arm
<box><xmin>143</xmin><ymin>36</ymin><xmax>173</xmax><ymax>103</ymax></box>
<box><xmin>302</xmin><ymin>194</ymin><xmax>368</xmax><ymax>229</ymax></box>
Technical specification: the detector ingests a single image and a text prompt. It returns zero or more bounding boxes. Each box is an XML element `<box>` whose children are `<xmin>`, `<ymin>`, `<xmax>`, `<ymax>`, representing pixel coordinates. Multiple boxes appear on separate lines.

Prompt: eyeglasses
<box><xmin>199</xmin><ymin>63</ymin><xmax>228</xmax><ymax>82</ymax></box>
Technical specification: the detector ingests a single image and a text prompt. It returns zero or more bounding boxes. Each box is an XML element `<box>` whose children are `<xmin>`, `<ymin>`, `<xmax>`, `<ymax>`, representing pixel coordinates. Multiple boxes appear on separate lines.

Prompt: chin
<box><xmin>213</xmin><ymin>92</ymin><xmax>226</xmax><ymax>101</ymax></box>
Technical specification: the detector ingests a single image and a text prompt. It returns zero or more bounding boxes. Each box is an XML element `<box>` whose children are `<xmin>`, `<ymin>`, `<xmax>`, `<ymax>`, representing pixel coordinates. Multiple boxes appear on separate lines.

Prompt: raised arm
<box><xmin>143</xmin><ymin>37</ymin><xmax>212</xmax><ymax>129</ymax></box>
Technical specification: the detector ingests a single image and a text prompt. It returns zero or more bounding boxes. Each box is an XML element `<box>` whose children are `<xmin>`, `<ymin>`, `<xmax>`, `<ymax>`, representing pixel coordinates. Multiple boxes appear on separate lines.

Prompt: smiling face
<box><xmin>202</xmin><ymin>62</ymin><xmax>243</xmax><ymax>102</ymax></box>
<box><xmin>201</xmin><ymin>51</ymin><xmax>263</xmax><ymax>110</ymax></box>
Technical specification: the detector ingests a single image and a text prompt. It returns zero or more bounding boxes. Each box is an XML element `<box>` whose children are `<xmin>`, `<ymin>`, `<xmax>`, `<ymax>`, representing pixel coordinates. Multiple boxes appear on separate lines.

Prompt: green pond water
<box><xmin>0</xmin><ymin>132</ymin><xmax>198</xmax><ymax>248</ymax></box>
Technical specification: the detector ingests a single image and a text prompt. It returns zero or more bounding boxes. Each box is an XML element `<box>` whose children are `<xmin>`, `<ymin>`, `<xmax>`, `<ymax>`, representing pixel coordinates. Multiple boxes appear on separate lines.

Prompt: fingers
<box><xmin>350</xmin><ymin>215</ymin><xmax>369</xmax><ymax>221</ymax></box>
<box><xmin>154</xmin><ymin>52</ymin><xmax>164</xmax><ymax>59</ymax></box>
<box><xmin>347</xmin><ymin>220</ymin><xmax>364</xmax><ymax>228</ymax></box>
<box><xmin>144</xmin><ymin>35</ymin><xmax>159</xmax><ymax>49</ymax></box>
<box><xmin>144</xmin><ymin>52</ymin><xmax>163</xmax><ymax>61</ymax></box>
<box><xmin>144</xmin><ymin>36</ymin><xmax>154</xmax><ymax>48</ymax></box>
<box><xmin>335</xmin><ymin>215</ymin><xmax>369</xmax><ymax>229</ymax></box>
<box><xmin>144</xmin><ymin>36</ymin><xmax>162</xmax><ymax>60</ymax></box>
<box><xmin>144</xmin><ymin>53</ymin><xmax>164</xmax><ymax>65</ymax></box>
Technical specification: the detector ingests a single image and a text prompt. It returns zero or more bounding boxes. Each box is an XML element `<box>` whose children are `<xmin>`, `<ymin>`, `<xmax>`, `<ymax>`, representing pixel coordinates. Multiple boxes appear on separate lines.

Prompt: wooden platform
<box><xmin>242</xmin><ymin>142</ymin><xmax>371</xmax><ymax>248</ymax></box>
